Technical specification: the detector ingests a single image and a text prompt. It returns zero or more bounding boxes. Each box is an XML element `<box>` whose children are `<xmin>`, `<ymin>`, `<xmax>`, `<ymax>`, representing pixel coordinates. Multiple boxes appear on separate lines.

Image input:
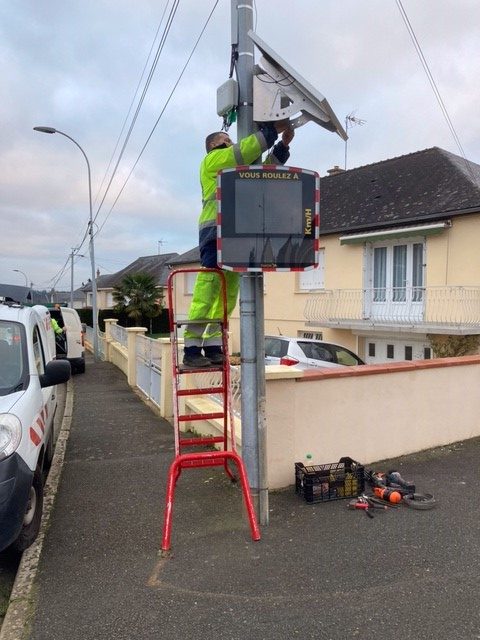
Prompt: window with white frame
<box><xmin>298</xmin><ymin>248</ymin><xmax>325</xmax><ymax>291</ymax></box>
<box><xmin>185</xmin><ymin>271</ymin><xmax>197</xmax><ymax>295</ymax></box>
<box><xmin>372</xmin><ymin>241</ymin><xmax>424</xmax><ymax>301</ymax></box>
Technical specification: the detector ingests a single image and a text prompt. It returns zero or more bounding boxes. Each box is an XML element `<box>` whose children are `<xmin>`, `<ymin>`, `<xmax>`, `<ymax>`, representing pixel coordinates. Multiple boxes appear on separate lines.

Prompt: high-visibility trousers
<box><xmin>184</xmin><ymin>270</ymin><xmax>239</xmax><ymax>348</ymax></box>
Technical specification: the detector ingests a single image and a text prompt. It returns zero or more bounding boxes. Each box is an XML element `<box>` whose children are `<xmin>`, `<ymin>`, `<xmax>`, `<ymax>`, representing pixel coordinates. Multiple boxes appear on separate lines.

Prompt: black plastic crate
<box><xmin>295</xmin><ymin>457</ymin><xmax>365</xmax><ymax>503</ymax></box>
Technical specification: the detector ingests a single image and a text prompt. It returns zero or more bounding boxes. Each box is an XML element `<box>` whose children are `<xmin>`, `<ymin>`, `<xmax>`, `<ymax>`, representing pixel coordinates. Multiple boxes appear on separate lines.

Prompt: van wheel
<box><xmin>11</xmin><ymin>468</ymin><xmax>44</xmax><ymax>552</ymax></box>
<box><xmin>75</xmin><ymin>360</ymin><xmax>85</xmax><ymax>374</ymax></box>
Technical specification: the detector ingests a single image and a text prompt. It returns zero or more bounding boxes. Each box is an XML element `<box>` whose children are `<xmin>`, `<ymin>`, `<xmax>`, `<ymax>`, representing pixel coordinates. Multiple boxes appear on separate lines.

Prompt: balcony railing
<box><xmin>304</xmin><ymin>286</ymin><xmax>480</xmax><ymax>328</ymax></box>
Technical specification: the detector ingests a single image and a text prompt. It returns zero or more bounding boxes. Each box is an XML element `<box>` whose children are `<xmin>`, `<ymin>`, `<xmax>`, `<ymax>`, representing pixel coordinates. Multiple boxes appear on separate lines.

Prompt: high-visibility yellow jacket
<box><xmin>184</xmin><ymin>127</ymin><xmax>289</xmax><ymax>348</ymax></box>
<box><xmin>51</xmin><ymin>318</ymin><xmax>63</xmax><ymax>335</ymax></box>
<box><xmin>198</xmin><ymin>130</ymin><xmax>284</xmax><ymax>247</ymax></box>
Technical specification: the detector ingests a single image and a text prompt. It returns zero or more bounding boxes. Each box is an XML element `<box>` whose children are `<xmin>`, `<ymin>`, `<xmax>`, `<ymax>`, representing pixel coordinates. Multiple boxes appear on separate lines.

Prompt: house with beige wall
<box><xmin>168</xmin><ymin>147</ymin><xmax>480</xmax><ymax>363</ymax></box>
<box><xmin>302</xmin><ymin>146</ymin><xmax>480</xmax><ymax>363</ymax></box>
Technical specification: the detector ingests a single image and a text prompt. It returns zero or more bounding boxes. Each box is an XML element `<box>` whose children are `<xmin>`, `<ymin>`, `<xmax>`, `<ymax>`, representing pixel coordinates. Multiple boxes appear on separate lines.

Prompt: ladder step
<box><xmin>178</xmin><ymin>412</ymin><xmax>225</xmax><ymax>422</ymax></box>
<box><xmin>177</xmin><ymin>364</ymin><xmax>224</xmax><ymax>373</ymax></box>
<box><xmin>177</xmin><ymin>387</ymin><xmax>225</xmax><ymax>397</ymax></box>
<box><xmin>179</xmin><ymin>436</ymin><xmax>225</xmax><ymax>447</ymax></box>
<box><xmin>180</xmin><ymin>457</ymin><xmax>226</xmax><ymax>469</ymax></box>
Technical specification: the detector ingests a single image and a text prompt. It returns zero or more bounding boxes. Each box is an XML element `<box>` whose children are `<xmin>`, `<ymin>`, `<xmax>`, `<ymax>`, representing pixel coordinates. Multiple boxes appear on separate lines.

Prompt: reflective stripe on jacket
<box><xmin>198</xmin><ymin>130</ymin><xmax>269</xmax><ymax>237</ymax></box>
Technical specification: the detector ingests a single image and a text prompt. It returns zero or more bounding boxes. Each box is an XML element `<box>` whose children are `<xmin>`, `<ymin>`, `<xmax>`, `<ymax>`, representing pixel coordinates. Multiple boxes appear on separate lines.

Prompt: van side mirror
<box><xmin>40</xmin><ymin>359</ymin><xmax>71</xmax><ymax>388</ymax></box>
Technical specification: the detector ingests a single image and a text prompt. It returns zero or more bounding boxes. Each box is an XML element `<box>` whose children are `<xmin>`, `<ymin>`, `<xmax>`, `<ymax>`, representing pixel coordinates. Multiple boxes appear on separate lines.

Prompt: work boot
<box><xmin>183</xmin><ymin>347</ymin><xmax>211</xmax><ymax>368</ymax></box>
<box><xmin>204</xmin><ymin>346</ymin><xmax>225</xmax><ymax>365</ymax></box>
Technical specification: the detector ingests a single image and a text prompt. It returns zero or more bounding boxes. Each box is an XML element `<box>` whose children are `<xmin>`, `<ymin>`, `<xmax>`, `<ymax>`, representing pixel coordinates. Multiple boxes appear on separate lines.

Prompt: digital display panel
<box><xmin>234</xmin><ymin>180</ymin><xmax>303</xmax><ymax>235</ymax></box>
<box><xmin>217</xmin><ymin>166</ymin><xmax>319</xmax><ymax>271</ymax></box>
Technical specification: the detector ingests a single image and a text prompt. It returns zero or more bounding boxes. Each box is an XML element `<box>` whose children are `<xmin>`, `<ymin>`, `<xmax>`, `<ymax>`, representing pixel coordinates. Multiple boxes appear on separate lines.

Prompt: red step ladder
<box><xmin>161</xmin><ymin>268</ymin><xmax>260</xmax><ymax>551</ymax></box>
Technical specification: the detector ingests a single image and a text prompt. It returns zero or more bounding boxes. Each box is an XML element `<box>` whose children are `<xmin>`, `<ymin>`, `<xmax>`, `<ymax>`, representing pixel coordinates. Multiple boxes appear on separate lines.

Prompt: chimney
<box><xmin>96</xmin><ymin>268</ymin><xmax>100</xmax><ymax>278</ymax></box>
<box><xmin>326</xmin><ymin>165</ymin><xmax>345</xmax><ymax>176</ymax></box>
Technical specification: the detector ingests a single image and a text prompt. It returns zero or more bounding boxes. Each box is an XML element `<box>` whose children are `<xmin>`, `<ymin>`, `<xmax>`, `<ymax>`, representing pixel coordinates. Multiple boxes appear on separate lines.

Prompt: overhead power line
<box><xmin>94</xmin><ymin>0</ymin><xmax>220</xmax><ymax>238</ymax></box>
<box><xmin>52</xmin><ymin>1</ymin><xmax>181</xmax><ymax>281</ymax></box>
<box><xmin>92</xmin><ymin>0</ymin><xmax>172</xmax><ymax>211</ymax></box>
<box><xmin>396</xmin><ymin>0</ymin><xmax>478</xmax><ymax>184</ymax></box>
<box><xmin>93</xmin><ymin>0</ymin><xmax>181</xmax><ymax>226</ymax></box>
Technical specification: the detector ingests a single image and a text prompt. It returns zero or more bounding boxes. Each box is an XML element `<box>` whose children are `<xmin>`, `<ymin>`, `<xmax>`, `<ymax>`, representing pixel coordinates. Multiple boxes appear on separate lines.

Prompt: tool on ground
<box><xmin>366</xmin><ymin>469</ymin><xmax>413</xmax><ymax>496</ymax></box>
<box><xmin>348</xmin><ymin>497</ymin><xmax>374</xmax><ymax>518</ymax></box>
<box><xmin>386</xmin><ymin>470</ymin><xmax>416</xmax><ymax>493</ymax></box>
<box><xmin>373</xmin><ymin>487</ymin><xmax>402</xmax><ymax>504</ymax></box>
<box><xmin>403</xmin><ymin>493</ymin><xmax>437</xmax><ymax>509</ymax></box>
<box><xmin>361</xmin><ymin>495</ymin><xmax>388</xmax><ymax>509</ymax></box>
<box><xmin>364</xmin><ymin>467</ymin><xmax>436</xmax><ymax>512</ymax></box>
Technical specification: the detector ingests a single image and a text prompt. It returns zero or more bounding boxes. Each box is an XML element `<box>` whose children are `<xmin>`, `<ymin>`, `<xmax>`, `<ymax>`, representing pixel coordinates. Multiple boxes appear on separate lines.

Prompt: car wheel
<box><xmin>11</xmin><ymin>468</ymin><xmax>44</xmax><ymax>552</ymax></box>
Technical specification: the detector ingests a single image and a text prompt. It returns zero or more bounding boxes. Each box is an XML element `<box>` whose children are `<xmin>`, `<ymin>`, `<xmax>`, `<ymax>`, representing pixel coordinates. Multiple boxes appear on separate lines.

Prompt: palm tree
<box><xmin>112</xmin><ymin>273</ymin><xmax>162</xmax><ymax>332</ymax></box>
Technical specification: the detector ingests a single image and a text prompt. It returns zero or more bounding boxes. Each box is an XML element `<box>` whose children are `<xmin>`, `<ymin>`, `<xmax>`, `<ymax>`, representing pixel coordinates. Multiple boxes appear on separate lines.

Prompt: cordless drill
<box><xmin>386</xmin><ymin>470</ymin><xmax>415</xmax><ymax>494</ymax></box>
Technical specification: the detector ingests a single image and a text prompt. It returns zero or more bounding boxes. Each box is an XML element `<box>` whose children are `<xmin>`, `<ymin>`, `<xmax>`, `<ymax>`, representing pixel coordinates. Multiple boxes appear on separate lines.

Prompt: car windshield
<box><xmin>299</xmin><ymin>342</ymin><xmax>334</xmax><ymax>362</ymax></box>
<box><xmin>0</xmin><ymin>321</ymin><xmax>26</xmax><ymax>395</ymax></box>
<box><xmin>330</xmin><ymin>345</ymin><xmax>362</xmax><ymax>366</ymax></box>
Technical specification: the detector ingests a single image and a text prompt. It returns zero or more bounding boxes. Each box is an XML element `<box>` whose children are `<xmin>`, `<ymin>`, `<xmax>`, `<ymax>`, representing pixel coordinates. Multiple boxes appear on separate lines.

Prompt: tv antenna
<box><xmin>344</xmin><ymin>112</ymin><xmax>366</xmax><ymax>169</ymax></box>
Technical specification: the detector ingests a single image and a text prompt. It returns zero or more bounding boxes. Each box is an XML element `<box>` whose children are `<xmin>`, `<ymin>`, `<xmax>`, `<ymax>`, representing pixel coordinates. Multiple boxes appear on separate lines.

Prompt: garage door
<box><xmin>365</xmin><ymin>337</ymin><xmax>432</xmax><ymax>364</ymax></box>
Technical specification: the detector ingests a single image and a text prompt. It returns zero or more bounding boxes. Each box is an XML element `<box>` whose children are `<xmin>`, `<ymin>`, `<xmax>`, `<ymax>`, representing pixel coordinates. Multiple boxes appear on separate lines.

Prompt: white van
<box><xmin>0</xmin><ymin>300</ymin><xmax>70</xmax><ymax>552</ymax></box>
<box><xmin>49</xmin><ymin>306</ymin><xmax>86</xmax><ymax>374</ymax></box>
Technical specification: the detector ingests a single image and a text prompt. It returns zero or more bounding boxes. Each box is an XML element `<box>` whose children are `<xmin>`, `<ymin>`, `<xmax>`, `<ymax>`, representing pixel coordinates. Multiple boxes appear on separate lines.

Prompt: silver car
<box><xmin>264</xmin><ymin>336</ymin><xmax>364</xmax><ymax>370</ymax></box>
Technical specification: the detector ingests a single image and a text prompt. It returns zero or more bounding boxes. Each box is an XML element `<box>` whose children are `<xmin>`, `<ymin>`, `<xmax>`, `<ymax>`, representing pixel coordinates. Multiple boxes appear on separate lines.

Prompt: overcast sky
<box><xmin>1</xmin><ymin>0</ymin><xmax>479</xmax><ymax>292</ymax></box>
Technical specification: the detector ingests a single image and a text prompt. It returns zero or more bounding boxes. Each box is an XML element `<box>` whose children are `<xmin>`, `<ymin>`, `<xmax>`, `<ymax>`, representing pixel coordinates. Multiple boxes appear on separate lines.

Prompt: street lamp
<box><xmin>13</xmin><ymin>269</ymin><xmax>32</xmax><ymax>303</ymax></box>
<box><xmin>13</xmin><ymin>269</ymin><xmax>28</xmax><ymax>287</ymax></box>
<box><xmin>34</xmin><ymin>126</ymin><xmax>99</xmax><ymax>361</ymax></box>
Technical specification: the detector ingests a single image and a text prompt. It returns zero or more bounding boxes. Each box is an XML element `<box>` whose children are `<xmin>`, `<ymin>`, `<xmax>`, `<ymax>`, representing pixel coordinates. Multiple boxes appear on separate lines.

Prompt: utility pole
<box><xmin>233</xmin><ymin>0</ymin><xmax>269</xmax><ymax>525</ymax></box>
<box><xmin>70</xmin><ymin>249</ymin><xmax>85</xmax><ymax>308</ymax></box>
<box><xmin>33</xmin><ymin>126</ymin><xmax>99</xmax><ymax>361</ymax></box>
<box><xmin>70</xmin><ymin>249</ymin><xmax>75</xmax><ymax>308</ymax></box>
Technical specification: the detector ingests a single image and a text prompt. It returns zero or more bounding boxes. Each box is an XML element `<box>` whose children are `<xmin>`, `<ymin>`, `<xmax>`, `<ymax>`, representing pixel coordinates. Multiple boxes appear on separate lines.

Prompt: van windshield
<box><xmin>0</xmin><ymin>321</ymin><xmax>26</xmax><ymax>395</ymax></box>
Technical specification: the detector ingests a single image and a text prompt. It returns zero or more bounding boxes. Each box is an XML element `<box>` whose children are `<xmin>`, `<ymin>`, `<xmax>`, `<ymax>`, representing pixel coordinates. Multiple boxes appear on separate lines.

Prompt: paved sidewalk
<box><xmin>9</xmin><ymin>357</ymin><xmax>480</xmax><ymax>639</ymax></box>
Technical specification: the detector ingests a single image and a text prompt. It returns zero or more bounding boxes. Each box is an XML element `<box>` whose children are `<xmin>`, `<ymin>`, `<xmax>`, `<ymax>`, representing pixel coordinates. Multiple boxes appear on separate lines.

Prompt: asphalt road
<box><xmin>0</xmin><ymin>551</ymin><xmax>19</xmax><ymax>626</ymax></box>
<box><xmin>3</xmin><ymin>359</ymin><xmax>480</xmax><ymax>639</ymax></box>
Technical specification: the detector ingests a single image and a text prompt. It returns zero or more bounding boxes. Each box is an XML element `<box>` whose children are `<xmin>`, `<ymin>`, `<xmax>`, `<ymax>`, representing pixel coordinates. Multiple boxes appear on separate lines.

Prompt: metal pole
<box><xmin>33</xmin><ymin>126</ymin><xmax>99</xmax><ymax>360</ymax></box>
<box><xmin>70</xmin><ymin>249</ymin><xmax>75</xmax><ymax>308</ymax></box>
<box><xmin>234</xmin><ymin>0</ymin><xmax>269</xmax><ymax>524</ymax></box>
<box><xmin>13</xmin><ymin>269</ymin><xmax>30</xmax><ymax>303</ymax></box>
<box><xmin>13</xmin><ymin>269</ymin><xmax>28</xmax><ymax>287</ymax></box>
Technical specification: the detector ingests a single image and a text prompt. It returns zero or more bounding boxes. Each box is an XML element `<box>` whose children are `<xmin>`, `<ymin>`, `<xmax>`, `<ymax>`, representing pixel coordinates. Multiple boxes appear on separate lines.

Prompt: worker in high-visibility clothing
<box><xmin>51</xmin><ymin>317</ymin><xmax>63</xmax><ymax>335</ymax></box>
<box><xmin>183</xmin><ymin>121</ymin><xmax>295</xmax><ymax>368</ymax></box>
<box><xmin>51</xmin><ymin>315</ymin><xmax>67</xmax><ymax>355</ymax></box>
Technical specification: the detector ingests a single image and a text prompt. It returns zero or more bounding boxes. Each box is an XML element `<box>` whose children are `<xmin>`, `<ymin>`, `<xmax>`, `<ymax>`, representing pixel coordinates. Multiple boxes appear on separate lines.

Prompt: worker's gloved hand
<box><xmin>281</xmin><ymin>125</ymin><xmax>294</xmax><ymax>147</ymax></box>
<box><xmin>271</xmin><ymin>140</ymin><xmax>290</xmax><ymax>164</ymax></box>
<box><xmin>258</xmin><ymin>122</ymin><xmax>278</xmax><ymax>147</ymax></box>
<box><xmin>274</xmin><ymin>119</ymin><xmax>291</xmax><ymax>135</ymax></box>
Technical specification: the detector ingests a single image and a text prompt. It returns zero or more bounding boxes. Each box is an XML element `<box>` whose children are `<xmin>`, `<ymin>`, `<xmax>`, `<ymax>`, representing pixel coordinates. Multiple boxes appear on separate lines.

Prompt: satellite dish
<box><xmin>248</xmin><ymin>30</ymin><xmax>347</xmax><ymax>140</ymax></box>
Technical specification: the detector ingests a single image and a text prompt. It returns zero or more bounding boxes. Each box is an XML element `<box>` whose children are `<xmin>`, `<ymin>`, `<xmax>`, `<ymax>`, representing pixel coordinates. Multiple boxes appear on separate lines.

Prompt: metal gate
<box><xmin>136</xmin><ymin>335</ymin><xmax>162</xmax><ymax>407</ymax></box>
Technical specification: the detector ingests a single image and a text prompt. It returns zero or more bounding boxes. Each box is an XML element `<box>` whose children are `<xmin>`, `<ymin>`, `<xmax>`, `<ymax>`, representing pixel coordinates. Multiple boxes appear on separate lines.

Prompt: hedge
<box><xmin>77</xmin><ymin>307</ymin><xmax>169</xmax><ymax>335</ymax></box>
